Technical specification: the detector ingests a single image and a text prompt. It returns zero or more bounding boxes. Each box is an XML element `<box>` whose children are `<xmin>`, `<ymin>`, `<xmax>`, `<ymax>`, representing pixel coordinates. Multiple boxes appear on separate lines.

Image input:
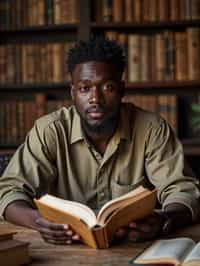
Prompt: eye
<box><xmin>79</xmin><ymin>85</ymin><xmax>90</xmax><ymax>93</ymax></box>
<box><xmin>103</xmin><ymin>82</ymin><xmax>117</xmax><ymax>92</ymax></box>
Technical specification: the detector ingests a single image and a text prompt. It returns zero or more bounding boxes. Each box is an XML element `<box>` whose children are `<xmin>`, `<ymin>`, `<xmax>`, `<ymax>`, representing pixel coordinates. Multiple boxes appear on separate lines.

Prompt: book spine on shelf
<box><xmin>187</xmin><ymin>27</ymin><xmax>200</xmax><ymax>80</ymax></box>
<box><xmin>102</xmin><ymin>0</ymin><xmax>113</xmax><ymax>22</ymax></box>
<box><xmin>112</xmin><ymin>0</ymin><xmax>124</xmax><ymax>22</ymax></box>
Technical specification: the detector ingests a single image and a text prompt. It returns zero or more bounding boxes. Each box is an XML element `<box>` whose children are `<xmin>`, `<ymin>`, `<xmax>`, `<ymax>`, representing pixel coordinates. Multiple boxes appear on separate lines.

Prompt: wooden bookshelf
<box><xmin>0</xmin><ymin>0</ymin><xmax>200</xmax><ymax>158</ymax></box>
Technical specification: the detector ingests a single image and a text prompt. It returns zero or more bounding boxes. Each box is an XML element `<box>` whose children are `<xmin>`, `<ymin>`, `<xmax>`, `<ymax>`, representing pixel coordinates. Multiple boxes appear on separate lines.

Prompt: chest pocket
<box><xmin>111</xmin><ymin>176</ymin><xmax>154</xmax><ymax>199</ymax></box>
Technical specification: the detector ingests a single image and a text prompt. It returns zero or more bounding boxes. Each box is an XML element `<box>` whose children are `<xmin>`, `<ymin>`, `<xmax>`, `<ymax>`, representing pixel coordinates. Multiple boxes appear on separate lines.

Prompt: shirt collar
<box><xmin>70</xmin><ymin>107</ymin><xmax>84</xmax><ymax>144</ymax></box>
<box><xmin>70</xmin><ymin>104</ymin><xmax>131</xmax><ymax>145</ymax></box>
<box><xmin>113</xmin><ymin>104</ymin><xmax>131</xmax><ymax>142</ymax></box>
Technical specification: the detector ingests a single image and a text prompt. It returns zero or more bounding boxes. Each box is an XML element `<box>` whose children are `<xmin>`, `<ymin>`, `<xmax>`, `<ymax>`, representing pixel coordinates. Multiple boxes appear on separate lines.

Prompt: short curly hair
<box><xmin>67</xmin><ymin>36</ymin><xmax>125</xmax><ymax>76</ymax></box>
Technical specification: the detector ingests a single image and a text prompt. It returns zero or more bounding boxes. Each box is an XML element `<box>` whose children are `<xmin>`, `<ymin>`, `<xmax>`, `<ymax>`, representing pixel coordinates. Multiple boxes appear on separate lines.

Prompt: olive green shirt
<box><xmin>1</xmin><ymin>103</ymin><xmax>200</xmax><ymax>220</ymax></box>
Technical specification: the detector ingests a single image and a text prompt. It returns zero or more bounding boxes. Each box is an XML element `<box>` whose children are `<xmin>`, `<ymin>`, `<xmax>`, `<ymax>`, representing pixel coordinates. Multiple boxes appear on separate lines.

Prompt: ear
<box><xmin>70</xmin><ymin>84</ymin><xmax>75</xmax><ymax>101</ymax></box>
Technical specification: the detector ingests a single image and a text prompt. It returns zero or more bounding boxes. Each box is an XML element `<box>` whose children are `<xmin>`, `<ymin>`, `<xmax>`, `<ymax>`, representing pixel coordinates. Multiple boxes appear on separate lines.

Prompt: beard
<box><xmin>80</xmin><ymin>114</ymin><xmax>118</xmax><ymax>136</ymax></box>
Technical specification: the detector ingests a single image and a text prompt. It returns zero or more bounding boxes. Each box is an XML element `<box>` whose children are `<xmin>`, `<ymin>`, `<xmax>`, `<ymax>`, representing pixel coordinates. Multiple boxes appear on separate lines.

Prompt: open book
<box><xmin>131</xmin><ymin>237</ymin><xmax>200</xmax><ymax>266</ymax></box>
<box><xmin>34</xmin><ymin>186</ymin><xmax>156</xmax><ymax>249</ymax></box>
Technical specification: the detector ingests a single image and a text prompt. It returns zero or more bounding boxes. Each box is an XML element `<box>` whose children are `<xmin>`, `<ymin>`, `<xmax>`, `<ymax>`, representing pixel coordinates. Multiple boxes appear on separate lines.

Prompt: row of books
<box><xmin>0</xmin><ymin>95</ymin><xmax>72</xmax><ymax>146</ymax></box>
<box><xmin>95</xmin><ymin>0</ymin><xmax>200</xmax><ymax>23</ymax></box>
<box><xmin>0</xmin><ymin>0</ymin><xmax>80</xmax><ymax>30</ymax></box>
<box><xmin>123</xmin><ymin>94</ymin><xmax>177</xmax><ymax>133</ymax></box>
<box><xmin>0</xmin><ymin>26</ymin><xmax>199</xmax><ymax>84</ymax></box>
<box><xmin>0</xmin><ymin>41</ymin><xmax>74</xmax><ymax>83</ymax></box>
<box><xmin>106</xmin><ymin>27</ymin><xmax>200</xmax><ymax>82</ymax></box>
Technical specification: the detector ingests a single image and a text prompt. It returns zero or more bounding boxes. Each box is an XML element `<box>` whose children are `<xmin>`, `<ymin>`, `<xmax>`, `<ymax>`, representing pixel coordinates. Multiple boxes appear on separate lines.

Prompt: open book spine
<box><xmin>34</xmin><ymin>199</ymin><xmax>98</xmax><ymax>249</ymax></box>
<box><xmin>92</xmin><ymin>226</ymin><xmax>109</xmax><ymax>249</ymax></box>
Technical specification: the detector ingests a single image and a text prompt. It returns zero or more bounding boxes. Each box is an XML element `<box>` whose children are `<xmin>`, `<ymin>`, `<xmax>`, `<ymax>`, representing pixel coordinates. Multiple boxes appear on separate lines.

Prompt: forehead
<box><xmin>72</xmin><ymin>61</ymin><xmax>118</xmax><ymax>82</ymax></box>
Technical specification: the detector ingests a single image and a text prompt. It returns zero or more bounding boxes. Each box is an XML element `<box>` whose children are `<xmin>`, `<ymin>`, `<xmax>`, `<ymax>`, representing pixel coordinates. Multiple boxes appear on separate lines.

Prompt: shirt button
<box><xmin>99</xmin><ymin>192</ymin><xmax>105</xmax><ymax>198</ymax></box>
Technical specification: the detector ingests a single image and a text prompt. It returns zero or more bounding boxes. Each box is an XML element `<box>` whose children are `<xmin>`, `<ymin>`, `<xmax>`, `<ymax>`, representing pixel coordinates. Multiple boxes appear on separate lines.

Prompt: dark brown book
<box><xmin>187</xmin><ymin>27</ymin><xmax>200</xmax><ymax>80</ymax></box>
<box><xmin>175</xmin><ymin>31</ymin><xmax>188</xmax><ymax>81</ymax></box>
<box><xmin>124</xmin><ymin>0</ymin><xmax>133</xmax><ymax>22</ymax></box>
<box><xmin>0</xmin><ymin>239</ymin><xmax>30</xmax><ymax>266</ymax></box>
<box><xmin>112</xmin><ymin>0</ymin><xmax>124</xmax><ymax>22</ymax></box>
<box><xmin>102</xmin><ymin>0</ymin><xmax>112</xmax><ymax>22</ymax></box>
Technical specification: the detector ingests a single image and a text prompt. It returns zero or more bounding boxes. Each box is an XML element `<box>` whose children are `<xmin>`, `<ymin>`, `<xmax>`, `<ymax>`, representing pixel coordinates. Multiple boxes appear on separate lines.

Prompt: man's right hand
<box><xmin>4</xmin><ymin>200</ymin><xmax>81</xmax><ymax>245</ymax></box>
<box><xmin>34</xmin><ymin>216</ymin><xmax>81</xmax><ymax>245</ymax></box>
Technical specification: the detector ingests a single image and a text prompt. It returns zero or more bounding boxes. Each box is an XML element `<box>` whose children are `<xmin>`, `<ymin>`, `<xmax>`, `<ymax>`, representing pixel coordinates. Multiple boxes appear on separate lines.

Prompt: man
<box><xmin>1</xmin><ymin>37</ymin><xmax>200</xmax><ymax>245</ymax></box>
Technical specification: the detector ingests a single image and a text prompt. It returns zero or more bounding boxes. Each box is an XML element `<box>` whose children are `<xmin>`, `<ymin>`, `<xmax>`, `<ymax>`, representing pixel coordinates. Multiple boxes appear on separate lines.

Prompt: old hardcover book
<box><xmin>155</xmin><ymin>33</ymin><xmax>165</xmax><ymax>81</ymax></box>
<box><xmin>175</xmin><ymin>31</ymin><xmax>188</xmax><ymax>81</ymax></box>
<box><xmin>187</xmin><ymin>27</ymin><xmax>200</xmax><ymax>80</ymax></box>
<box><xmin>0</xmin><ymin>239</ymin><xmax>30</xmax><ymax>266</ymax></box>
<box><xmin>102</xmin><ymin>0</ymin><xmax>112</xmax><ymax>22</ymax></box>
<box><xmin>112</xmin><ymin>0</ymin><xmax>124</xmax><ymax>22</ymax></box>
<box><xmin>0</xmin><ymin>229</ymin><xmax>30</xmax><ymax>266</ymax></box>
<box><xmin>34</xmin><ymin>186</ymin><xmax>156</xmax><ymax>249</ymax></box>
<box><xmin>130</xmin><ymin>237</ymin><xmax>200</xmax><ymax>266</ymax></box>
<box><xmin>128</xmin><ymin>34</ymin><xmax>141</xmax><ymax>82</ymax></box>
<box><xmin>0</xmin><ymin>229</ymin><xmax>16</xmax><ymax>241</ymax></box>
<box><xmin>124</xmin><ymin>0</ymin><xmax>133</xmax><ymax>22</ymax></box>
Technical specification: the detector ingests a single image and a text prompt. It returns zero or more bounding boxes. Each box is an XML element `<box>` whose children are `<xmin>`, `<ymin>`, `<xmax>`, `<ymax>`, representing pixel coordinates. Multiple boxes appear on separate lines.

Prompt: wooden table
<box><xmin>1</xmin><ymin>221</ymin><xmax>200</xmax><ymax>266</ymax></box>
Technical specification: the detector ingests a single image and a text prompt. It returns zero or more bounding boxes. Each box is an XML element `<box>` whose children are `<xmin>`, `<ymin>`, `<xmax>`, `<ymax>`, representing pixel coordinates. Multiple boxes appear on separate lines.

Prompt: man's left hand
<box><xmin>114</xmin><ymin>212</ymin><xmax>163</xmax><ymax>242</ymax></box>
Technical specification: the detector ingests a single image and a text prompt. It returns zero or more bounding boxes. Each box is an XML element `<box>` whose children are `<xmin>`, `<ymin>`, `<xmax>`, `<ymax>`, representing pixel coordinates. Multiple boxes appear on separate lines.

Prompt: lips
<box><xmin>87</xmin><ymin>107</ymin><xmax>105</xmax><ymax>119</ymax></box>
<box><xmin>88</xmin><ymin>112</ymin><xmax>104</xmax><ymax>119</ymax></box>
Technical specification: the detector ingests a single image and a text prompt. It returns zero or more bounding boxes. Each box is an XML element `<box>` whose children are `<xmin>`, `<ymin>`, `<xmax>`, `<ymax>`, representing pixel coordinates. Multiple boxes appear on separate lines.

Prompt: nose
<box><xmin>89</xmin><ymin>86</ymin><xmax>102</xmax><ymax>104</ymax></box>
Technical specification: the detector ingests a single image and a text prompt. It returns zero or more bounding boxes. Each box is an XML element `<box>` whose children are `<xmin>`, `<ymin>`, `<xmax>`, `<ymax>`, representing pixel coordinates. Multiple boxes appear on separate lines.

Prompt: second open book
<box><xmin>131</xmin><ymin>237</ymin><xmax>200</xmax><ymax>266</ymax></box>
<box><xmin>34</xmin><ymin>185</ymin><xmax>156</xmax><ymax>248</ymax></box>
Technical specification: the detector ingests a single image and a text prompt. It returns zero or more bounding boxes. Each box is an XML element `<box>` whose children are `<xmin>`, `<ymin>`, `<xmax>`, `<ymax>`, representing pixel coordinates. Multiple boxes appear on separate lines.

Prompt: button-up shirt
<box><xmin>1</xmin><ymin>103</ymin><xmax>200</xmax><ymax>220</ymax></box>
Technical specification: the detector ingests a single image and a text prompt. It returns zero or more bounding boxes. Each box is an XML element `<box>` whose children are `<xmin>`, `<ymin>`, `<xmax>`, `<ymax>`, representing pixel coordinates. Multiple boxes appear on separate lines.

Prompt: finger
<box><xmin>134</xmin><ymin>222</ymin><xmax>152</xmax><ymax>233</ymax></box>
<box><xmin>72</xmin><ymin>234</ymin><xmax>81</xmax><ymax>241</ymax></box>
<box><xmin>43</xmin><ymin>238</ymin><xmax>71</xmax><ymax>245</ymax></box>
<box><xmin>37</xmin><ymin>226</ymin><xmax>68</xmax><ymax>238</ymax></box>
<box><xmin>35</xmin><ymin>217</ymin><xmax>69</xmax><ymax>231</ymax></box>
<box><xmin>127</xmin><ymin>230</ymin><xmax>141</xmax><ymax>241</ymax></box>
<box><xmin>115</xmin><ymin>227</ymin><xmax>127</xmax><ymax>238</ymax></box>
<box><xmin>43</xmin><ymin>234</ymin><xmax>70</xmax><ymax>242</ymax></box>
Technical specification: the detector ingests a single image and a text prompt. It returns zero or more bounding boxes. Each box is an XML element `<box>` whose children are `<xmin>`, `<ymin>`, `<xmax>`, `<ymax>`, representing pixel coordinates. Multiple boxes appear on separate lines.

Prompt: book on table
<box><xmin>34</xmin><ymin>185</ymin><xmax>157</xmax><ymax>249</ymax></box>
<box><xmin>130</xmin><ymin>237</ymin><xmax>200</xmax><ymax>266</ymax></box>
<box><xmin>0</xmin><ymin>228</ymin><xmax>30</xmax><ymax>266</ymax></box>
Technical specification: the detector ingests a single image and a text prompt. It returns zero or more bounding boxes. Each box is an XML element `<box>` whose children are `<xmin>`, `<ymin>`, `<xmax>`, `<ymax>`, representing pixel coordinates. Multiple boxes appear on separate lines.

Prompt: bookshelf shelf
<box><xmin>92</xmin><ymin>20</ymin><xmax>200</xmax><ymax>30</ymax></box>
<box><xmin>0</xmin><ymin>25</ymin><xmax>77</xmax><ymax>43</ymax></box>
<box><xmin>0</xmin><ymin>82</ymin><xmax>70</xmax><ymax>92</ymax></box>
<box><xmin>125</xmin><ymin>81</ymin><xmax>200</xmax><ymax>94</ymax></box>
<box><xmin>0</xmin><ymin>81</ymin><xmax>199</xmax><ymax>93</ymax></box>
<box><xmin>0</xmin><ymin>24</ymin><xmax>78</xmax><ymax>34</ymax></box>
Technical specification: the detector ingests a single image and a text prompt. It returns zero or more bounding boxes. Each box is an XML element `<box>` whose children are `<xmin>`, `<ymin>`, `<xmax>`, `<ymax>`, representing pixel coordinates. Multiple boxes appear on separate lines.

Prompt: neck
<box><xmin>83</xmin><ymin>121</ymin><xmax>118</xmax><ymax>155</ymax></box>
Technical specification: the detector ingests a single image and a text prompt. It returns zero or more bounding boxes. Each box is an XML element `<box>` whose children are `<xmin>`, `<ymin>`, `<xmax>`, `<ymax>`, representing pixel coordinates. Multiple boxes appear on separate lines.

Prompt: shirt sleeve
<box><xmin>0</xmin><ymin>120</ymin><xmax>57</xmax><ymax>217</ymax></box>
<box><xmin>145</xmin><ymin>118</ymin><xmax>200</xmax><ymax>221</ymax></box>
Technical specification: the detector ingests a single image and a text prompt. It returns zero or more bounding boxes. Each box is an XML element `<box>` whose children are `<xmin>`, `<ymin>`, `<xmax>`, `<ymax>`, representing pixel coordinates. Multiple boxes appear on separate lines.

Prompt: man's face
<box><xmin>71</xmin><ymin>61</ymin><xmax>124</xmax><ymax>135</ymax></box>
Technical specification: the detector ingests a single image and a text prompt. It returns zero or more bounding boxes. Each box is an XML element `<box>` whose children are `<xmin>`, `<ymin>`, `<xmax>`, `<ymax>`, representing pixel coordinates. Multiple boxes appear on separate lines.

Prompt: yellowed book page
<box><xmin>97</xmin><ymin>185</ymin><xmax>147</xmax><ymax>223</ymax></box>
<box><xmin>36</xmin><ymin>194</ymin><xmax>97</xmax><ymax>228</ymax></box>
<box><xmin>135</xmin><ymin>238</ymin><xmax>195</xmax><ymax>265</ymax></box>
